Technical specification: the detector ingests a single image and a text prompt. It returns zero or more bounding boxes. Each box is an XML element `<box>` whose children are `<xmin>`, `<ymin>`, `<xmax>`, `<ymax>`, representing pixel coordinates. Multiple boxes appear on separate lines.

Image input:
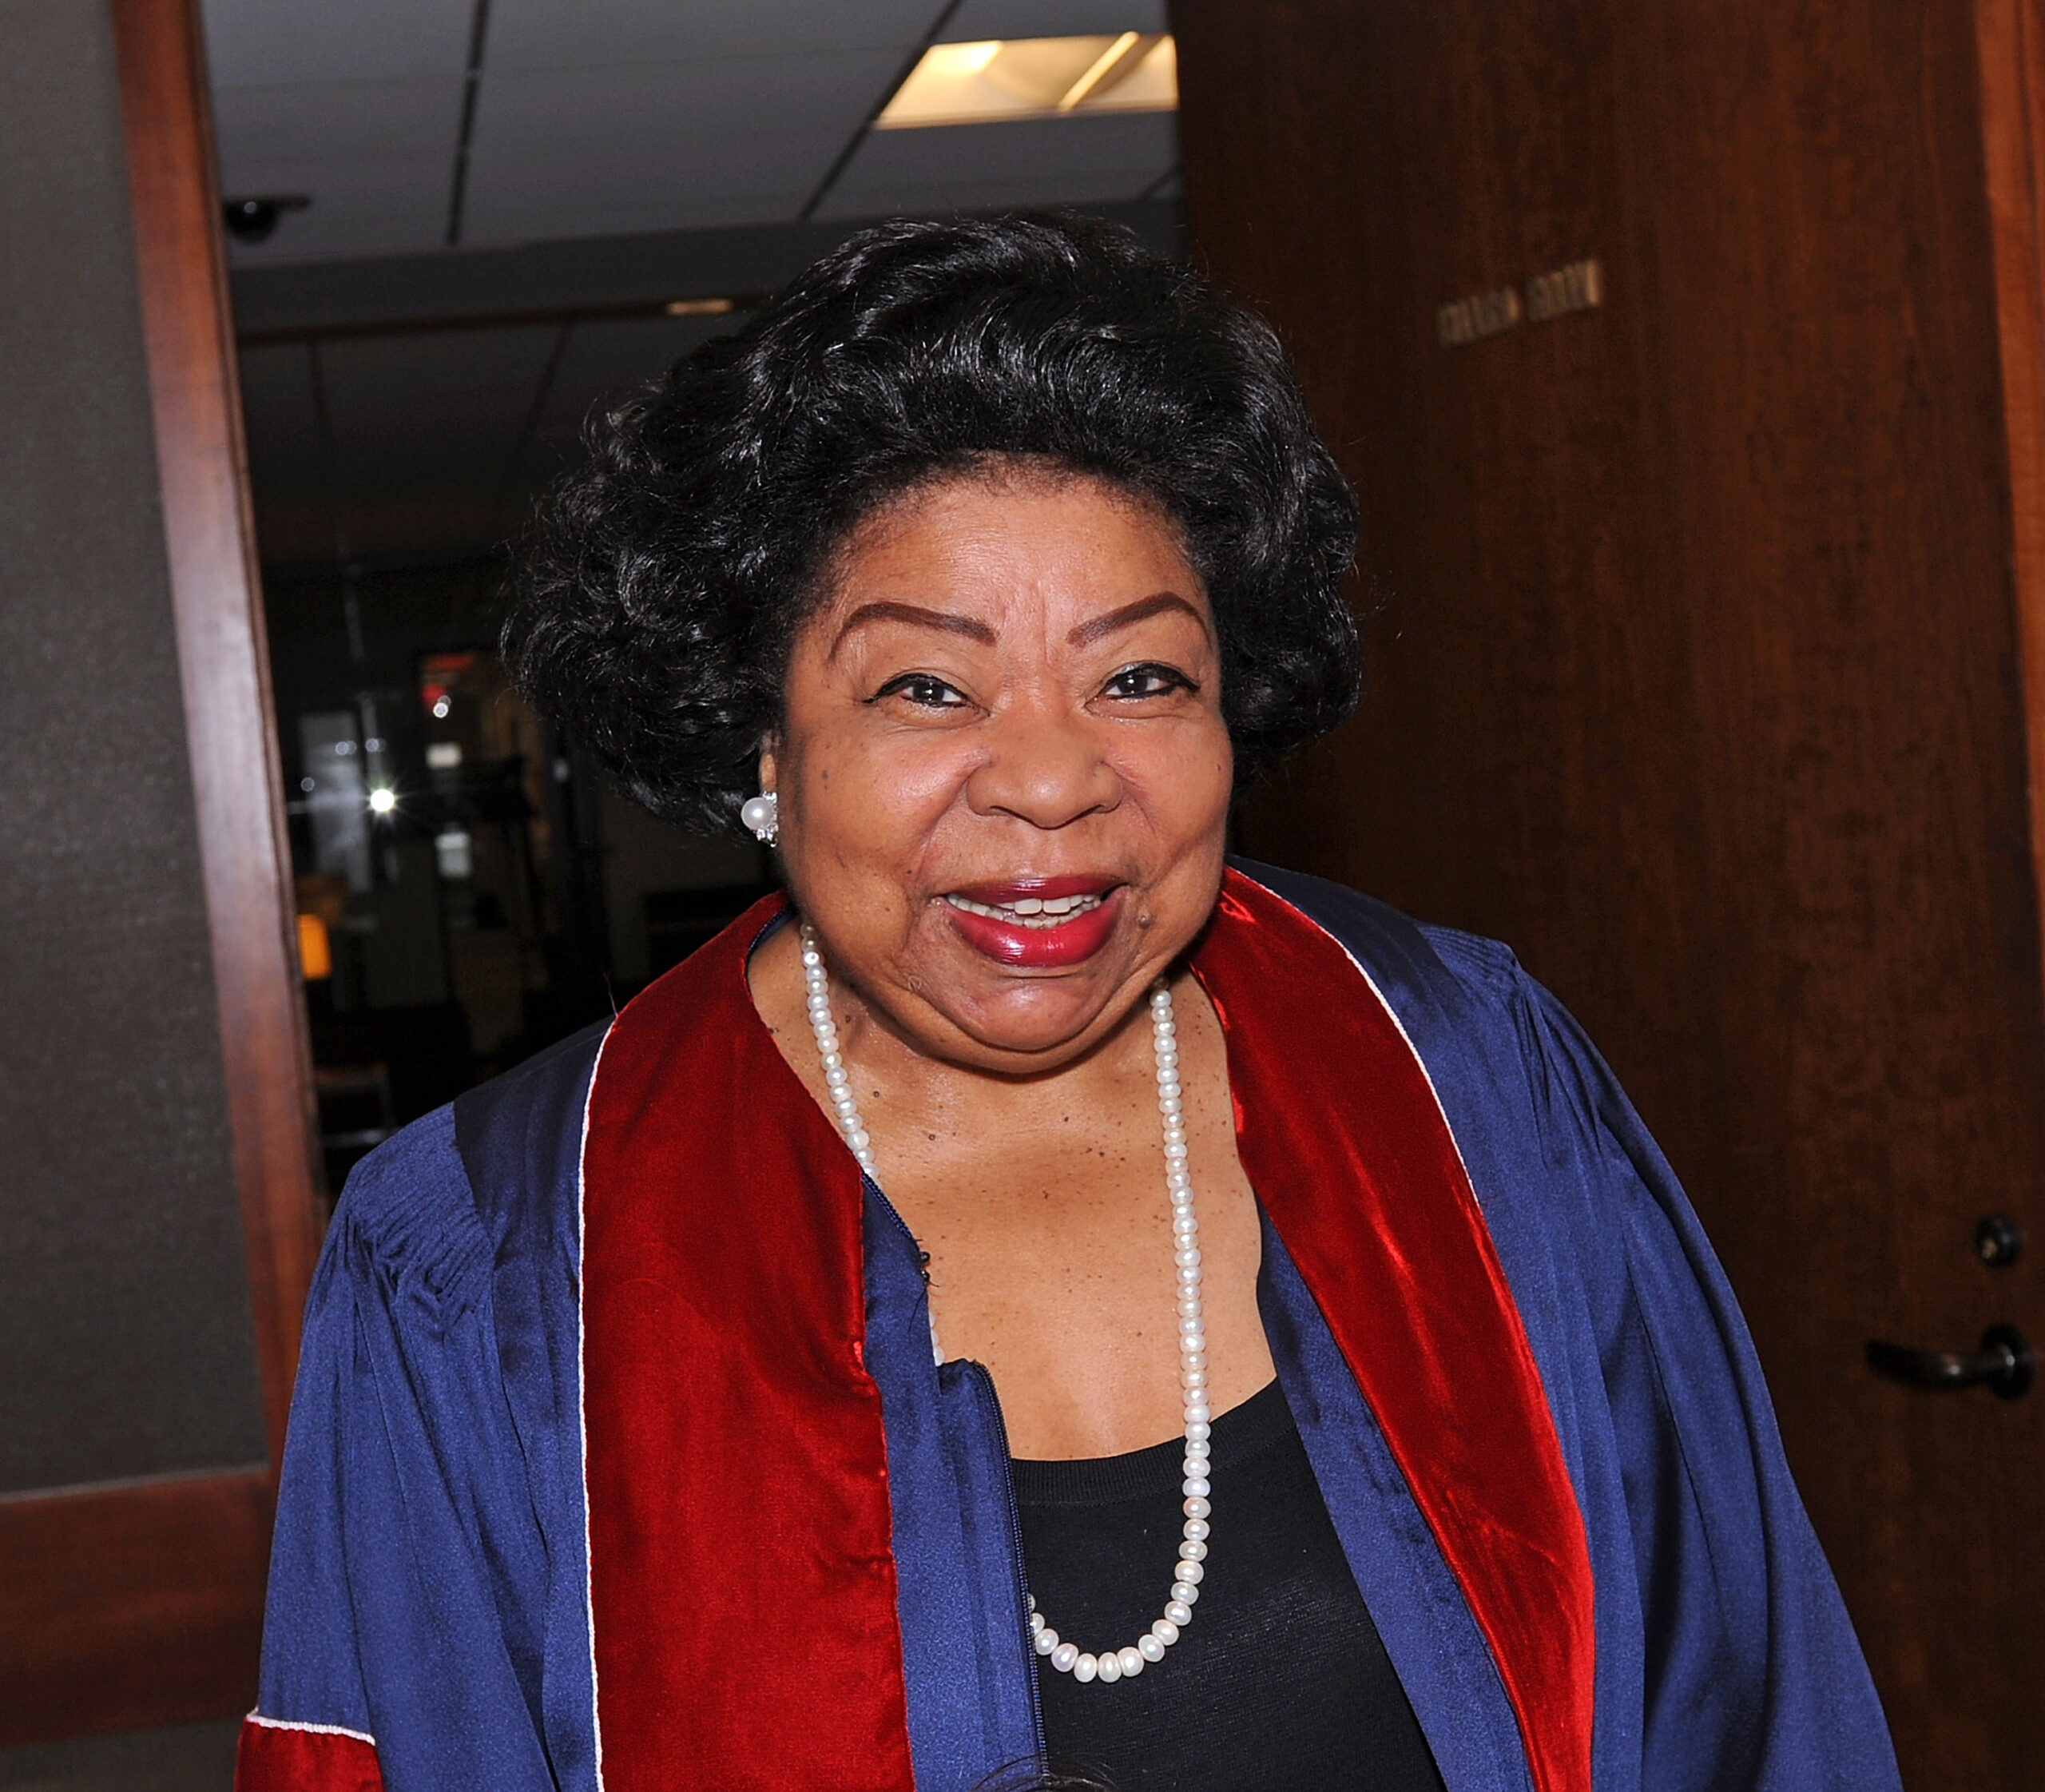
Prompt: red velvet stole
<box><xmin>580</xmin><ymin>903</ymin><xmax>911</xmax><ymax>1790</ymax></box>
<box><xmin>579</xmin><ymin>872</ymin><xmax>1594</xmax><ymax>1792</ymax></box>
<box><xmin>1194</xmin><ymin>872</ymin><xmax>1595</xmax><ymax>1792</ymax></box>
<box><xmin>235</xmin><ymin>1718</ymin><xmax>383</xmax><ymax>1792</ymax></box>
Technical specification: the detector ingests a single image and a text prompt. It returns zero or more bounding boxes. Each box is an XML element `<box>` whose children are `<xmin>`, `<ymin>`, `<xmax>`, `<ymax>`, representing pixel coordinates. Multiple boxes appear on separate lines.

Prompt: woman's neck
<box><xmin>747</xmin><ymin>912</ymin><xmax>1273</xmax><ymax>1458</ymax></box>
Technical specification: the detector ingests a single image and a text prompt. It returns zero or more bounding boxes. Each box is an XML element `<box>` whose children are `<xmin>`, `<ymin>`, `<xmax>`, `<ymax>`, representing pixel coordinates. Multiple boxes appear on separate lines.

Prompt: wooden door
<box><xmin>1173</xmin><ymin>0</ymin><xmax>2045</xmax><ymax>1785</ymax></box>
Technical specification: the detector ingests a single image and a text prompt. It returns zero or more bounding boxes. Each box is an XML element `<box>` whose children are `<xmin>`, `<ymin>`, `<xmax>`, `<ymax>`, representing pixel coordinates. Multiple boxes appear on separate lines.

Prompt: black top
<box><xmin>1012</xmin><ymin>1380</ymin><xmax>1447</xmax><ymax>1792</ymax></box>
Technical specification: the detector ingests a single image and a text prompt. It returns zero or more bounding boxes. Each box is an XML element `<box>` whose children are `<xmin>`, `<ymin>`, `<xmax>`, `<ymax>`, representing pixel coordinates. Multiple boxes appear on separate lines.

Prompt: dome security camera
<box><xmin>223</xmin><ymin>194</ymin><xmax>311</xmax><ymax>244</ymax></box>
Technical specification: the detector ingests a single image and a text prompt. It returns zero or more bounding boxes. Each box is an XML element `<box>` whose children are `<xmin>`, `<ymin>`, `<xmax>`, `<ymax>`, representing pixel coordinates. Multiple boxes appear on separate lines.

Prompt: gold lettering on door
<box><xmin>1525</xmin><ymin>257</ymin><xmax>1602</xmax><ymax>322</ymax></box>
<box><xmin>1436</xmin><ymin>285</ymin><xmax>1523</xmax><ymax>347</ymax></box>
<box><xmin>1438</xmin><ymin>258</ymin><xmax>1603</xmax><ymax>348</ymax></box>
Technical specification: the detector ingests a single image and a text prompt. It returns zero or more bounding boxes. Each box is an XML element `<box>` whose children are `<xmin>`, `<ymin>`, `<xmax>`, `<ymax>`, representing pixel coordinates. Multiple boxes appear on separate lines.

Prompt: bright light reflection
<box><xmin>933</xmin><ymin>39</ymin><xmax>1001</xmax><ymax>78</ymax></box>
<box><xmin>367</xmin><ymin>787</ymin><xmax>397</xmax><ymax>815</ymax></box>
<box><xmin>1058</xmin><ymin>31</ymin><xmax>1141</xmax><ymax>110</ymax></box>
<box><xmin>877</xmin><ymin>34</ymin><xmax>1175</xmax><ymax>129</ymax></box>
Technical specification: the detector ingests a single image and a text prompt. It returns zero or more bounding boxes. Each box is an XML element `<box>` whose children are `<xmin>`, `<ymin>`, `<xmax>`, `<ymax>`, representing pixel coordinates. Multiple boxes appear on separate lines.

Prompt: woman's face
<box><xmin>761</xmin><ymin>467</ymin><xmax>1233</xmax><ymax>1074</ymax></box>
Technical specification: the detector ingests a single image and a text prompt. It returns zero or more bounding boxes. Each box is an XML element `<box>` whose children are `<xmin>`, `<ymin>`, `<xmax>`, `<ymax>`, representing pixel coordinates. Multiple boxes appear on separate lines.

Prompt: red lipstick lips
<box><xmin>942</xmin><ymin>876</ymin><xmax>1124</xmax><ymax>968</ymax></box>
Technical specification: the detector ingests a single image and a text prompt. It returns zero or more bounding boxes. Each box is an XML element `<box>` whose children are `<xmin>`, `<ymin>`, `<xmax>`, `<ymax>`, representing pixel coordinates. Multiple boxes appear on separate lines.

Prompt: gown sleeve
<box><xmin>238</xmin><ymin>1109</ymin><xmax>560</xmax><ymax>1792</ymax></box>
<box><xmin>1519</xmin><ymin>972</ymin><xmax>1903</xmax><ymax>1792</ymax></box>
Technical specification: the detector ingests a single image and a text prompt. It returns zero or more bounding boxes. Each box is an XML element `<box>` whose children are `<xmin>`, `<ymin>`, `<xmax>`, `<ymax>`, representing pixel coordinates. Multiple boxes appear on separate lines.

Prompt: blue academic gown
<box><xmin>239</xmin><ymin>861</ymin><xmax>1900</xmax><ymax>1792</ymax></box>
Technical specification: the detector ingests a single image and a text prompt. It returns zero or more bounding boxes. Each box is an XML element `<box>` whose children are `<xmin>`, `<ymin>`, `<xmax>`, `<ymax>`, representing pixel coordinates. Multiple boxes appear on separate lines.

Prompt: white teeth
<box><xmin>944</xmin><ymin>892</ymin><xmax>1106</xmax><ymax>929</ymax></box>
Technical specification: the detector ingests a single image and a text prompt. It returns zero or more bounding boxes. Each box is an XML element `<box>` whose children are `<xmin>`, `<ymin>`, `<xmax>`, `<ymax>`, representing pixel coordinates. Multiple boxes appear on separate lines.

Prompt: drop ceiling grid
<box><xmin>206</xmin><ymin>0</ymin><xmax>1179</xmax><ymax>263</ymax></box>
<box><xmin>208</xmin><ymin>0</ymin><xmax>1187</xmax><ymax>566</ymax></box>
<box><xmin>204</xmin><ymin>0</ymin><xmax>472</xmax><ymax>262</ymax></box>
<box><xmin>459</xmin><ymin>0</ymin><xmax>948</xmax><ymax>243</ymax></box>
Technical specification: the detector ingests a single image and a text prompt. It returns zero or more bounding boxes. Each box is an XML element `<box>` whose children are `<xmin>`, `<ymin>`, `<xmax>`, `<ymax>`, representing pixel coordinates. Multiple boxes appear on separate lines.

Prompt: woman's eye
<box><xmin>1102</xmin><ymin>662</ymin><xmax>1196</xmax><ymax>701</ymax></box>
<box><xmin>871</xmin><ymin>673</ymin><xmax>969</xmax><ymax>709</ymax></box>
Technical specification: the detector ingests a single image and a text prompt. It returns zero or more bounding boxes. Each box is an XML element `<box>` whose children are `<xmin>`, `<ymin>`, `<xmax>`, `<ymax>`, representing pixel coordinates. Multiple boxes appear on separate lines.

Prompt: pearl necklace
<box><xmin>800</xmin><ymin>920</ymin><xmax>1213</xmax><ymax>1687</ymax></box>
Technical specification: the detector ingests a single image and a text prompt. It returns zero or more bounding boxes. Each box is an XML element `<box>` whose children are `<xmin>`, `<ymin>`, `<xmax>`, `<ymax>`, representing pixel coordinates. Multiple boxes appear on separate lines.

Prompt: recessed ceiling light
<box><xmin>665</xmin><ymin>297</ymin><xmax>737</xmax><ymax>317</ymax></box>
<box><xmin>876</xmin><ymin>33</ymin><xmax>1176</xmax><ymax>130</ymax></box>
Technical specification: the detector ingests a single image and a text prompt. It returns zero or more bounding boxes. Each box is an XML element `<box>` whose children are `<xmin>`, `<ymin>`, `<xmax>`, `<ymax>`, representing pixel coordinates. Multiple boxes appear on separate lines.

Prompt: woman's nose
<box><xmin>964</xmin><ymin>708</ymin><xmax>1120</xmax><ymax>830</ymax></box>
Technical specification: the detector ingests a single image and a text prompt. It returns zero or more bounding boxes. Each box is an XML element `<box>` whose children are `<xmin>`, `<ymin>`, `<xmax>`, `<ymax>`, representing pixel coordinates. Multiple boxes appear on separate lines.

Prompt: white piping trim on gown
<box><xmin>243</xmin><ymin>1711</ymin><xmax>377</xmax><ymax>1747</ymax></box>
<box><xmin>577</xmin><ymin>1022</ymin><xmax>614</xmax><ymax>1792</ymax></box>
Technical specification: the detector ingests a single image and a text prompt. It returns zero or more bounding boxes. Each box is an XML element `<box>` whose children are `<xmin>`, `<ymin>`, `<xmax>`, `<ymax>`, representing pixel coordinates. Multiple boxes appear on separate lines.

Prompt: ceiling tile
<box><xmin>459</xmin><ymin>54</ymin><xmax>903</xmax><ymax>240</ymax></box>
<box><xmin>460</xmin><ymin>135</ymin><xmax>837</xmax><ymax>243</ymax></box>
<box><xmin>201</xmin><ymin>0</ymin><xmax>474</xmax><ymax>88</ymax></box>
<box><xmin>474</xmin><ymin>53</ymin><xmax>900</xmax><ymax>150</ymax></box>
<box><xmin>486</xmin><ymin>0</ymin><xmax>940</xmax><ymax>71</ymax></box>
<box><xmin>819</xmin><ymin>110</ymin><xmax>1176</xmax><ymax>219</ymax></box>
<box><xmin>939</xmin><ymin>0</ymin><xmax>1168</xmax><ymax>42</ymax></box>
<box><xmin>213</xmin><ymin>77</ymin><xmax>465</xmax><ymax>172</ymax></box>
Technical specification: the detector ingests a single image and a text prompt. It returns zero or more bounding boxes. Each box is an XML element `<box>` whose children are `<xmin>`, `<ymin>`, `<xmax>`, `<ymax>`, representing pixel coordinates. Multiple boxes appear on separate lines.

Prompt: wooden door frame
<box><xmin>0</xmin><ymin>0</ymin><xmax>321</xmax><ymax>1746</ymax></box>
<box><xmin>1979</xmin><ymin>0</ymin><xmax>2045</xmax><ymax>968</ymax></box>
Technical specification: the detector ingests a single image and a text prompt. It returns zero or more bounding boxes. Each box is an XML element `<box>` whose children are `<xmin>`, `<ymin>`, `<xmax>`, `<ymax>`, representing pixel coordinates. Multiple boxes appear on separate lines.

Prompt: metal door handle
<box><xmin>1865</xmin><ymin>1325</ymin><xmax>2035</xmax><ymax>1400</ymax></box>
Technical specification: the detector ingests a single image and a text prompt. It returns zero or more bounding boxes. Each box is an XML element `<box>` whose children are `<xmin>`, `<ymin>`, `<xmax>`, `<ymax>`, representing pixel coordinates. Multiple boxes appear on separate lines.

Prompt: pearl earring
<box><xmin>739</xmin><ymin>791</ymin><xmax>779</xmax><ymax>846</ymax></box>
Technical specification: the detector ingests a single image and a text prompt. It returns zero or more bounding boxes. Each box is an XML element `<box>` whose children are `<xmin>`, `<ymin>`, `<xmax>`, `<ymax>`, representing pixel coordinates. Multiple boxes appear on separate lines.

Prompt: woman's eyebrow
<box><xmin>1066</xmin><ymin>591</ymin><xmax>1207</xmax><ymax>647</ymax></box>
<box><xmin>830</xmin><ymin>601</ymin><xmax>999</xmax><ymax>657</ymax></box>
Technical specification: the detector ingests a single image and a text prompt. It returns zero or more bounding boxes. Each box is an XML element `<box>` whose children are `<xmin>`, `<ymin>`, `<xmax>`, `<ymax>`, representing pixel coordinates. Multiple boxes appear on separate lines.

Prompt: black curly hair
<box><xmin>503</xmin><ymin>212</ymin><xmax>1360</xmax><ymax>833</ymax></box>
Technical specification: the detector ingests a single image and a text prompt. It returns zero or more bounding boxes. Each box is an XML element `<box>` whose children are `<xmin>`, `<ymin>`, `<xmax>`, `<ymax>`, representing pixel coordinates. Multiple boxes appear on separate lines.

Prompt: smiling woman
<box><xmin>239</xmin><ymin>217</ymin><xmax>1900</xmax><ymax>1792</ymax></box>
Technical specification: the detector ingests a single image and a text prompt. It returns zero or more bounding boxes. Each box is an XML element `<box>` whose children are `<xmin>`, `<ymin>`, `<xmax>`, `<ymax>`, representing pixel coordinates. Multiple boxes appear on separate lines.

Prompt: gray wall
<box><xmin>0</xmin><ymin>0</ymin><xmax>266</xmax><ymax>1494</ymax></box>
